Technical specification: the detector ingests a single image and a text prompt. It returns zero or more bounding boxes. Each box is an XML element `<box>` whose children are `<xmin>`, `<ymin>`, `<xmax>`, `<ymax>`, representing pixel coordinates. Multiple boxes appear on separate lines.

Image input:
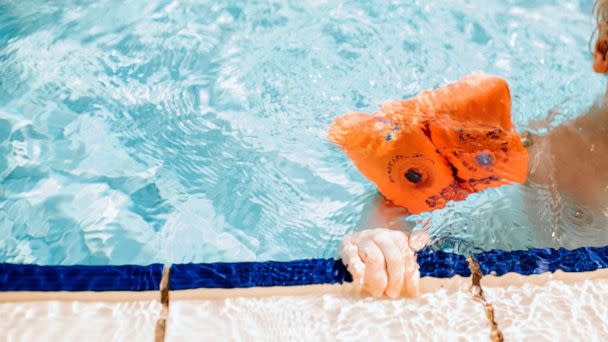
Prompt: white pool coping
<box><xmin>3</xmin><ymin>270</ymin><xmax>608</xmax><ymax>341</ymax></box>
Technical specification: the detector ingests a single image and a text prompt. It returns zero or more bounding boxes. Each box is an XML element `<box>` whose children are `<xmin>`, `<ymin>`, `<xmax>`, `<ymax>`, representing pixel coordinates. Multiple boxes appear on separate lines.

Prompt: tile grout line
<box><xmin>467</xmin><ymin>258</ymin><xmax>504</xmax><ymax>342</ymax></box>
<box><xmin>154</xmin><ymin>265</ymin><xmax>171</xmax><ymax>342</ymax></box>
<box><xmin>149</xmin><ymin>257</ymin><xmax>502</xmax><ymax>342</ymax></box>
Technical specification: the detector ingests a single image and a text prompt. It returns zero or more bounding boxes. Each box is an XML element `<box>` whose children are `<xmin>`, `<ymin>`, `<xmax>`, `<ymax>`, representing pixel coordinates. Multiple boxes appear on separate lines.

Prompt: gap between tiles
<box><xmin>155</xmin><ymin>265</ymin><xmax>171</xmax><ymax>342</ymax></box>
<box><xmin>467</xmin><ymin>257</ymin><xmax>504</xmax><ymax>342</ymax></box>
<box><xmin>156</xmin><ymin>259</ymin><xmax>497</xmax><ymax>342</ymax></box>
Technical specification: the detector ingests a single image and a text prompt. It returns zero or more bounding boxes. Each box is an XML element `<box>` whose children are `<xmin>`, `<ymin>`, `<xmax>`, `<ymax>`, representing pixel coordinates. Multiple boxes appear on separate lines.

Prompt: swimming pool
<box><xmin>0</xmin><ymin>0</ymin><xmax>605</xmax><ymax>268</ymax></box>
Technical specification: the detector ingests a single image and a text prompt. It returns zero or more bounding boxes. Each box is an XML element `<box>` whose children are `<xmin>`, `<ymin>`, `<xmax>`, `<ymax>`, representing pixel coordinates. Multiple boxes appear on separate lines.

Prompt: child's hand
<box><xmin>341</xmin><ymin>228</ymin><xmax>430</xmax><ymax>298</ymax></box>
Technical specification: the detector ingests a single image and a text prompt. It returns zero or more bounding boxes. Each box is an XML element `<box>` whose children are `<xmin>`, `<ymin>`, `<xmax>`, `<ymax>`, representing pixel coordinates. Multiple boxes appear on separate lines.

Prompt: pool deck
<box><xmin>2</xmin><ymin>248</ymin><xmax>608</xmax><ymax>341</ymax></box>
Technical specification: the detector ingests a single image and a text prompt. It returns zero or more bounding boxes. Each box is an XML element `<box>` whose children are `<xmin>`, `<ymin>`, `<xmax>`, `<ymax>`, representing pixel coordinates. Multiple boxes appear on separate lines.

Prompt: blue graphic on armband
<box><xmin>0</xmin><ymin>263</ymin><xmax>164</xmax><ymax>291</ymax></box>
<box><xmin>474</xmin><ymin>245</ymin><xmax>608</xmax><ymax>276</ymax></box>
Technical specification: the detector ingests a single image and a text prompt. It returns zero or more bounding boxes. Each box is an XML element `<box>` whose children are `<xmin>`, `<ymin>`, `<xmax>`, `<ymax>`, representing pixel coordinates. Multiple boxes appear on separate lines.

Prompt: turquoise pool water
<box><xmin>0</xmin><ymin>0</ymin><xmax>605</xmax><ymax>265</ymax></box>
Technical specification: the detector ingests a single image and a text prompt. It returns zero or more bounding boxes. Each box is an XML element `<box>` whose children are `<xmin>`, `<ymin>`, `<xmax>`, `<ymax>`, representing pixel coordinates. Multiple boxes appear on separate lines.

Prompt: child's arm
<box><xmin>340</xmin><ymin>14</ymin><xmax>608</xmax><ymax>298</ymax></box>
<box><xmin>526</xmin><ymin>100</ymin><xmax>608</xmax><ymax>208</ymax></box>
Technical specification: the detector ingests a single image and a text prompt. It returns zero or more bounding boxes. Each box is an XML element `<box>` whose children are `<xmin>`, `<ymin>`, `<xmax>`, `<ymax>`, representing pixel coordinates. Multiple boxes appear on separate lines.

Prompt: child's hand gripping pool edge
<box><xmin>342</xmin><ymin>228</ymin><xmax>430</xmax><ymax>298</ymax></box>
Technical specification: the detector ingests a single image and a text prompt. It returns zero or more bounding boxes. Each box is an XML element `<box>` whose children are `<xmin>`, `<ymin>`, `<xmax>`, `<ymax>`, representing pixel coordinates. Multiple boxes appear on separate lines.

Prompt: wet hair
<box><xmin>593</xmin><ymin>0</ymin><xmax>608</xmax><ymax>51</ymax></box>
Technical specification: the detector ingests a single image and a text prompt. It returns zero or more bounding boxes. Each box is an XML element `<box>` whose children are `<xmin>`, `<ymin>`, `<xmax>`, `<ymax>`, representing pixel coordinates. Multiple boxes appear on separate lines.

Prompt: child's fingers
<box><xmin>406</xmin><ymin>265</ymin><xmax>421</xmax><ymax>297</ymax></box>
<box><xmin>402</xmin><ymin>252</ymin><xmax>421</xmax><ymax>297</ymax></box>
<box><xmin>396</xmin><ymin>233</ymin><xmax>418</xmax><ymax>297</ymax></box>
<box><xmin>341</xmin><ymin>236</ymin><xmax>365</xmax><ymax>286</ymax></box>
<box><xmin>360</xmin><ymin>240</ymin><xmax>388</xmax><ymax>298</ymax></box>
<box><xmin>409</xmin><ymin>231</ymin><xmax>430</xmax><ymax>252</ymax></box>
<box><xmin>372</xmin><ymin>231</ymin><xmax>405</xmax><ymax>298</ymax></box>
<box><xmin>341</xmin><ymin>228</ymin><xmax>426</xmax><ymax>298</ymax></box>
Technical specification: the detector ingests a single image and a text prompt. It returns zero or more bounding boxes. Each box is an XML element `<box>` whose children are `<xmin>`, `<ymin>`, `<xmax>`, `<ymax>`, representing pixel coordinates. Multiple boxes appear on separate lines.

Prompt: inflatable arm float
<box><xmin>328</xmin><ymin>73</ymin><xmax>528</xmax><ymax>214</ymax></box>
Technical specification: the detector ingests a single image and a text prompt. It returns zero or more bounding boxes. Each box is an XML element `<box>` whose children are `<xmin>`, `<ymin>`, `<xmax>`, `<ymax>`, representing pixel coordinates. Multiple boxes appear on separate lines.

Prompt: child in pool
<box><xmin>340</xmin><ymin>1</ymin><xmax>608</xmax><ymax>299</ymax></box>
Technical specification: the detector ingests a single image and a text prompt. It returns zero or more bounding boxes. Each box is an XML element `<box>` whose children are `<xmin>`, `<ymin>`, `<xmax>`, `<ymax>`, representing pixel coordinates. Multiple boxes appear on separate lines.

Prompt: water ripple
<box><xmin>0</xmin><ymin>0</ymin><xmax>605</xmax><ymax>264</ymax></box>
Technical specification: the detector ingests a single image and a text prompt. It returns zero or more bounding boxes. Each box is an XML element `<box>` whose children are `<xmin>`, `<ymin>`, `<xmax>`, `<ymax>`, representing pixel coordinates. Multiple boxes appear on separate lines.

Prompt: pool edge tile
<box><xmin>480</xmin><ymin>267</ymin><xmax>608</xmax><ymax>288</ymax></box>
<box><xmin>480</xmin><ymin>269</ymin><xmax>608</xmax><ymax>340</ymax></box>
<box><xmin>168</xmin><ymin>275</ymin><xmax>473</xmax><ymax>300</ymax></box>
<box><xmin>0</xmin><ymin>290</ymin><xmax>161</xmax><ymax>302</ymax></box>
<box><xmin>1</xmin><ymin>300</ymin><xmax>162</xmax><ymax>341</ymax></box>
<box><xmin>165</xmin><ymin>275</ymin><xmax>490</xmax><ymax>342</ymax></box>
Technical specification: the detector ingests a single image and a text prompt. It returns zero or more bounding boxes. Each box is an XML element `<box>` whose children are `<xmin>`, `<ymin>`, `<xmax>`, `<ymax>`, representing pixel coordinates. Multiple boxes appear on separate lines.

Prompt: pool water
<box><xmin>0</xmin><ymin>0</ymin><xmax>605</xmax><ymax>265</ymax></box>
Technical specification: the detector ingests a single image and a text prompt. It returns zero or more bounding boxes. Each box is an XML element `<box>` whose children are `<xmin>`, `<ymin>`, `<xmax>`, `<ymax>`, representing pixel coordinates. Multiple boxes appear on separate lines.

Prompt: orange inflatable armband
<box><xmin>328</xmin><ymin>73</ymin><xmax>528</xmax><ymax>214</ymax></box>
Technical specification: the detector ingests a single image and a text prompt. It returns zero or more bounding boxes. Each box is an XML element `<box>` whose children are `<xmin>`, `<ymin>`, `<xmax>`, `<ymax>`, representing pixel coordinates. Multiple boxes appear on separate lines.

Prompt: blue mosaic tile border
<box><xmin>0</xmin><ymin>263</ymin><xmax>164</xmax><ymax>292</ymax></box>
<box><xmin>474</xmin><ymin>246</ymin><xmax>608</xmax><ymax>276</ymax></box>
<box><xmin>1</xmin><ymin>246</ymin><xmax>607</xmax><ymax>292</ymax></box>
<box><xmin>419</xmin><ymin>249</ymin><xmax>471</xmax><ymax>278</ymax></box>
<box><xmin>169</xmin><ymin>249</ymin><xmax>471</xmax><ymax>290</ymax></box>
<box><xmin>170</xmin><ymin>258</ymin><xmax>352</xmax><ymax>290</ymax></box>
